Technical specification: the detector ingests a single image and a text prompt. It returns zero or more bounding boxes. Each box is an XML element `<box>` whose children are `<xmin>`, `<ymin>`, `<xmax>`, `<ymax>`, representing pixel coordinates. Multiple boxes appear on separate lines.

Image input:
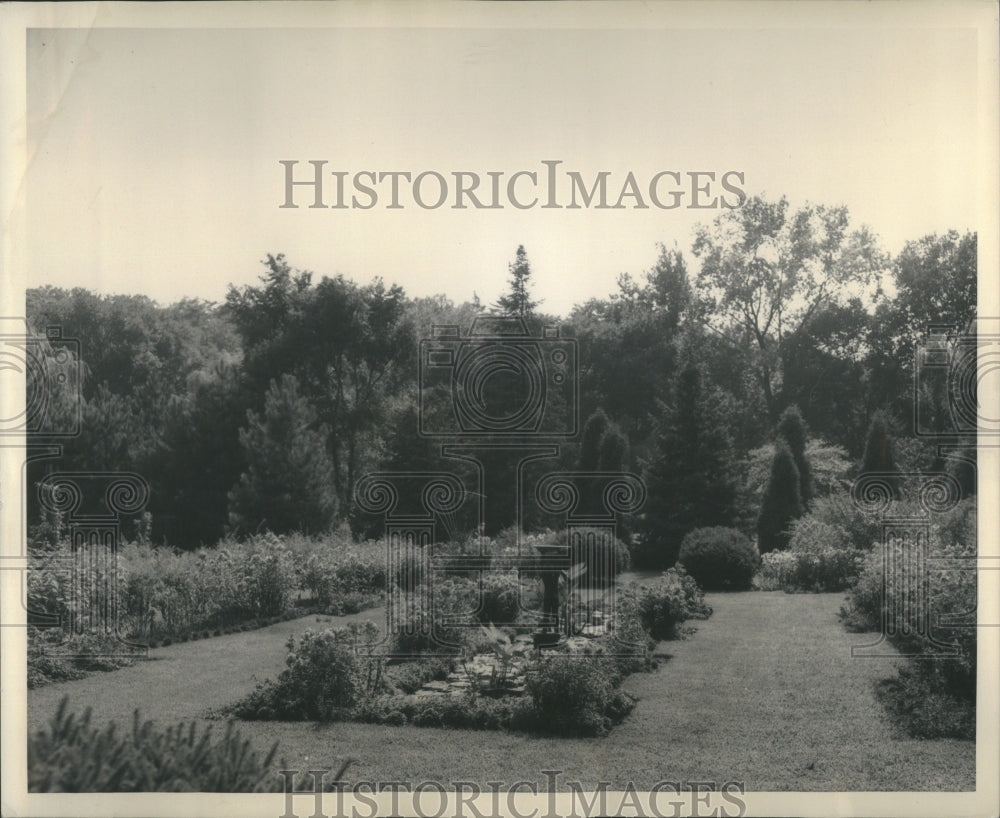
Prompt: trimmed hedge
<box><xmin>677</xmin><ymin>527</ymin><xmax>759</xmax><ymax>591</ymax></box>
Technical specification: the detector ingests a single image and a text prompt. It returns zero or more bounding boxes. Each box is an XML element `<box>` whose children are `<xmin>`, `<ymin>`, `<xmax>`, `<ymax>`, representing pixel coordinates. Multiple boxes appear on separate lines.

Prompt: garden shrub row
<box><xmin>27</xmin><ymin>629</ymin><xmax>138</xmax><ymax>689</ymax></box>
<box><xmin>29</xmin><ymin>533</ymin><xmax>301</xmax><ymax>646</ymax></box>
<box><xmin>839</xmin><ymin>498</ymin><xmax>976</xmax><ymax>738</ymax></box>
<box><xmin>27</xmin><ymin>531</ymin><xmax>389</xmax><ymax>686</ymax></box>
<box><xmin>231</xmin><ymin>628</ymin><xmax>639</xmax><ymax>737</ymax></box>
<box><xmin>756</xmin><ymin>549</ymin><xmax>861</xmax><ymax>593</ymax></box>
<box><xmin>295</xmin><ymin>539</ymin><xmax>387</xmax><ymax>613</ymax></box>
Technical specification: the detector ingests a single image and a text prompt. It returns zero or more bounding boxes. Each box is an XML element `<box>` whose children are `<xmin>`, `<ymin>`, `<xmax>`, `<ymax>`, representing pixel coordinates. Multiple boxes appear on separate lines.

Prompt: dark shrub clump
<box><xmin>524</xmin><ymin>655</ymin><xmax>636</xmax><ymax>737</ymax></box>
<box><xmin>677</xmin><ymin>527</ymin><xmax>759</xmax><ymax>591</ymax></box>
<box><xmin>229</xmin><ymin>624</ymin><xmax>384</xmax><ymax>721</ymax></box>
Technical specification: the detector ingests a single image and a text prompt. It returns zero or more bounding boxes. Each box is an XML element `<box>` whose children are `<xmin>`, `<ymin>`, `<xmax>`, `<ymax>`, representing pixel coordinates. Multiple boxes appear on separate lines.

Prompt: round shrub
<box><xmin>476</xmin><ymin>572</ymin><xmax>522</xmax><ymax>625</ymax></box>
<box><xmin>525</xmin><ymin>655</ymin><xmax>633</xmax><ymax>736</ymax></box>
<box><xmin>677</xmin><ymin>527</ymin><xmax>759</xmax><ymax>591</ymax></box>
<box><xmin>638</xmin><ymin>568</ymin><xmax>711</xmax><ymax>639</ymax></box>
<box><xmin>384</xmin><ymin>709</ymin><xmax>408</xmax><ymax>726</ymax></box>
<box><xmin>231</xmin><ymin>623</ymin><xmax>382</xmax><ymax>721</ymax></box>
<box><xmin>563</xmin><ymin>529</ymin><xmax>630</xmax><ymax>590</ymax></box>
<box><xmin>390</xmin><ymin>579</ymin><xmax>471</xmax><ymax>654</ymax></box>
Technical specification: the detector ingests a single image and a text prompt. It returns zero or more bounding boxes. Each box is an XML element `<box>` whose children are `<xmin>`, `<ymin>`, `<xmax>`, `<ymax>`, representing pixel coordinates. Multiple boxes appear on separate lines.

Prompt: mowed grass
<box><xmin>28</xmin><ymin>593</ymin><xmax>975</xmax><ymax>791</ymax></box>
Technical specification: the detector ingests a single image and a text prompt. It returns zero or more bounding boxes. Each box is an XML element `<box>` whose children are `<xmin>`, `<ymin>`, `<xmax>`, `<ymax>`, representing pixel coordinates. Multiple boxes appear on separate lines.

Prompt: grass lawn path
<box><xmin>28</xmin><ymin>609</ymin><xmax>382</xmax><ymax>727</ymax></box>
<box><xmin>28</xmin><ymin>592</ymin><xmax>975</xmax><ymax>791</ymax></box>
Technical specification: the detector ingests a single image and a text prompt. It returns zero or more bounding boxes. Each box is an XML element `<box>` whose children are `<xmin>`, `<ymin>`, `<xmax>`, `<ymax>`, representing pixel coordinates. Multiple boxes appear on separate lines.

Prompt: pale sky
<box><xmin>23</xmin><ymin>17</ymin><xmax>983</xmax><ymax>316</ymax></box>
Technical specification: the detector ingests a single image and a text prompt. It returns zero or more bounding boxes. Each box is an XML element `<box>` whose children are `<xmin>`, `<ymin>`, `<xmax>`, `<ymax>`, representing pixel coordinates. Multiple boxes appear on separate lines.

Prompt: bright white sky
<box><xmin>23</xmin><ymin>14</ymin><xmax>982</xmax><ymax>317</ymax></box>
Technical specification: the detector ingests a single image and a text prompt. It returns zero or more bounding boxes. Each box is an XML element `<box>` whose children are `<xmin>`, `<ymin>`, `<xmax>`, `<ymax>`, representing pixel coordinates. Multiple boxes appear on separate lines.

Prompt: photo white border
<box><xmin>1</xmin><ymin>2</ymin><xmax>997</xmax><ymax>816</ymax></box>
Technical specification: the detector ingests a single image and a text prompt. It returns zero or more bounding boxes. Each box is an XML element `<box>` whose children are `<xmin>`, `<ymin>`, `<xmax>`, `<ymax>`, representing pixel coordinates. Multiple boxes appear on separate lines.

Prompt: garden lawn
<box><xmin>28</xmin><ymin>592</ymin><xmax>975</xmax><ymax>791</ymax></box>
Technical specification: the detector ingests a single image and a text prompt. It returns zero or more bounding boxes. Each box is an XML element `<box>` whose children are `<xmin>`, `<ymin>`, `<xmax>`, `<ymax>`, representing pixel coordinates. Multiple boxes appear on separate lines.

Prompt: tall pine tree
<box><xmin>494</xmin><ymin>245</ymin><xmax>540</xmax><ymax>318</ymax></box>
<box><xmin>640</xmin><ymin>364</ymin><xmax>740</xmax><ymax>568</ymax></box>
<box><xmin>228</xmin><ymin>375</ymin><xmax>338</xmax><ymax>535</ymax></box>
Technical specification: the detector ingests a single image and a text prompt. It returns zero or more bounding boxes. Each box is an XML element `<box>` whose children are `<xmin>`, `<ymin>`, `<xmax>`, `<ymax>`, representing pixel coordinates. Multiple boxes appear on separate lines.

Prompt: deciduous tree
<box><xmin>693</xmin><ymin>196</ymin><xmax>886</xmax><ymax>419</ymax></box>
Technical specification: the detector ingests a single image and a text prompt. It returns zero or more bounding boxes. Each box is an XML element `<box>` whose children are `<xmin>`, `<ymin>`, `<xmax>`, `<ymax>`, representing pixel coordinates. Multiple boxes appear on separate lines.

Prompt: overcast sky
<box><xmin>23</xmin><ymin>15</ymin><xmax>983</xmax><ymax>316</ymax></box>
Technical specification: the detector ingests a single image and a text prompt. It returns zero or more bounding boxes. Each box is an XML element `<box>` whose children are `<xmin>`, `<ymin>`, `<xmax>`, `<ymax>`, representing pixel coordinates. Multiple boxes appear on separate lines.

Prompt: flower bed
<box><xmin>224</xmin><ymin>569</ymin><xmax>710</xmax><ymax>737</ymax></box>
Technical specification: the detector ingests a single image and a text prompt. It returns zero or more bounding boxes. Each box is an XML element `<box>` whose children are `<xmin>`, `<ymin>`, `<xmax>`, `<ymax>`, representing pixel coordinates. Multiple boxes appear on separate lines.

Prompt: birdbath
<box><xmin>530</xmin><ymin>542</ymin><xmax>577</xmax><ymax>647</ymax></box>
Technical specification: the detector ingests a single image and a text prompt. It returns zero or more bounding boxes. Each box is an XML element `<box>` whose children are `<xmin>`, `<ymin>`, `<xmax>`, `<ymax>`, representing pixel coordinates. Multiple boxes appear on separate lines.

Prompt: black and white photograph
<box><xmin>1</xmin><ymin>3</ymin><xmax>997</xmax><ymax>816</ymax></box>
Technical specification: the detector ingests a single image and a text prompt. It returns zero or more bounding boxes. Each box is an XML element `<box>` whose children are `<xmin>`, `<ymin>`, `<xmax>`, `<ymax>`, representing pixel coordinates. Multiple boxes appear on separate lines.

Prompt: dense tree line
<box><xmin>26</xmin><ymin>197</ymin><xmax>977</xmax><ymax>556</ymax></box>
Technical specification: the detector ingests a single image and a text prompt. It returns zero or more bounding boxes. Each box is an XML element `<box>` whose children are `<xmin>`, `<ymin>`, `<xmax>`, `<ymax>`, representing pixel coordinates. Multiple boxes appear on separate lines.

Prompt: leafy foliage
<box><xmin>24</xmin><ymin>226</ymin><xmax>976</xmax><ymax>548</ymax></box>
<box><xmin>618</xmin><ymin>568</ymin><xmax>712</xmax><ymax>641</ymax></box>
<box><xmin>230</xmin><ymin>624</ymin><xmax>384</xmax><ymax>721</ymax></box>
<box><xmin>677</xmin><ymin>527</ymin><xmax>760</xmax><ymax>591</ymax></box>
<box><xmin>525</xmin><ymin>655</ymin><xmax>636</xmax><ymax>737</ymax></box>
<box><xmin>225</xmin><ymin>254</ymin><xmax>414</xmax><ymax>518</ymax></box>
<box><xmin>296</xmin><ymin>537</ymin><xmax>386</xmax><ymax>613</ymax></box>
<box><xmin>840</xmin><ymin>499</ymin><xmax>976</xmax><ymax>732</ymax></box>
<box><xmin>757</xmin><ymin>549</ymin><xmax>861</xmax><ymax>593</ymax></box>
<box><xmin>476</xmin><ymin>571</ymin><xmax>524</xmax><ymax>625</ymax></box>
<box><xmin>693</xmin><ymin>196</ymin><xmax>886</xmax><ymax>418</ymax></box>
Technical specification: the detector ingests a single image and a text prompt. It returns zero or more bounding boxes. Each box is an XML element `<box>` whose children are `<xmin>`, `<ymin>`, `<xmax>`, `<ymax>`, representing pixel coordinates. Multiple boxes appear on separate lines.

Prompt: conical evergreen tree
<box><xmin>860</xmin><ymin>410</ymin><xmax>901</xmax><ymax>499</ymax></box>
<box><xmin>494</xmin><ymin>245</ymin><xmax>540</xmax><ymax>317</ymax></box>
<box><xmin>776</xmin><ymin>404</ymin><xmax>813</xmax><ymax>507</ymax></box>
<box><xmin>228</xmin><ymin>375</ymin><xmax>338</xmax><ymax>535</ymax></box>
<box><xmin>757</xmin><ymin>441</ymin><xmax>802</xmax><ymax>553</ymax></box>
<box><xmin>641</xmin><ymin>364</ymin><xmax>740</xmax><ymax>568</ymax></box>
